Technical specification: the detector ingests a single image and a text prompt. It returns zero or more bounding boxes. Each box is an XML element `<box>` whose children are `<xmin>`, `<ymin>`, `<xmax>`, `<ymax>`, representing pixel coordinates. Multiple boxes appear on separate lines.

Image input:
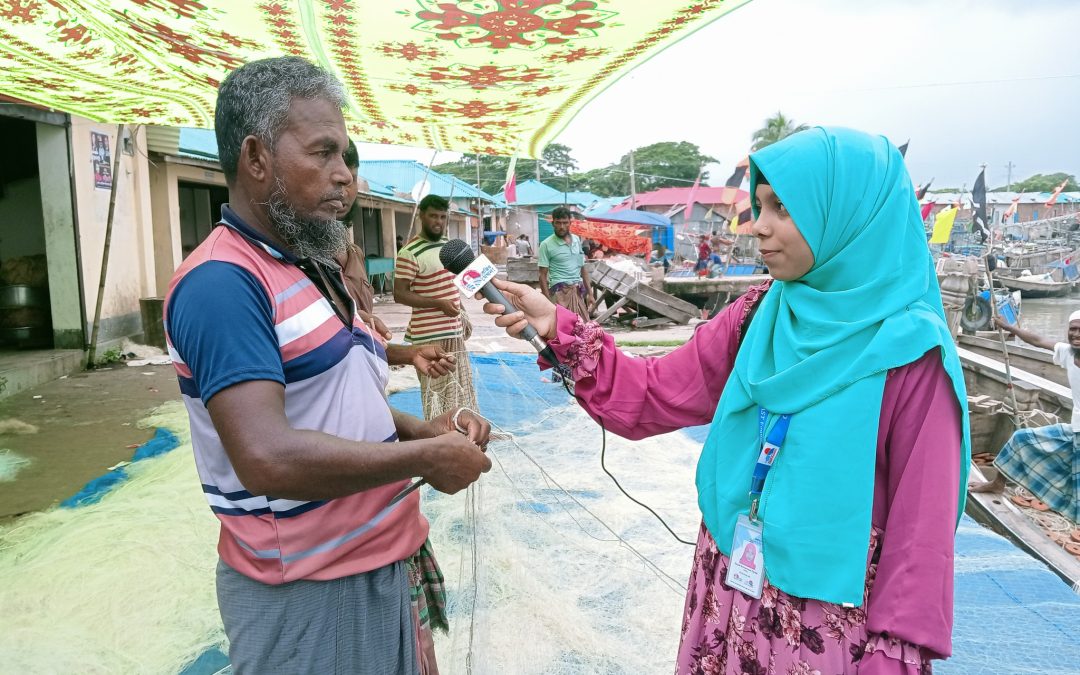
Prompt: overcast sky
<box><xmin>360</xmin><ymin>0</ymin><xmax>1080</xmax><ymax>192</ymax></box>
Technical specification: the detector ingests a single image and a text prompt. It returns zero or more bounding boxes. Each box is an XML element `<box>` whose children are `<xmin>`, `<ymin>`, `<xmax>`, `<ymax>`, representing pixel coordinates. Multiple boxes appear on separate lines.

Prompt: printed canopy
<box><xmin>0</xmin><ymin>0</ymin><xmax>749</xmax><ymax>158</ymax></box>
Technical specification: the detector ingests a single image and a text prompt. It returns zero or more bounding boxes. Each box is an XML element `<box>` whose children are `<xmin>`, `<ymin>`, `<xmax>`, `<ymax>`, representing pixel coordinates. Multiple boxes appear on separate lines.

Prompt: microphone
<box><xmin>439</xmin><ymin>239</ymin><xmax>568</xmax><ymax>374</ymax></box>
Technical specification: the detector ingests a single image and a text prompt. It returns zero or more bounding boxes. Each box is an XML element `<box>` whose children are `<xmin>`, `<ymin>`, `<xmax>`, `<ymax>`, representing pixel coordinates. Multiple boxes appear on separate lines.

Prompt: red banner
<box><xmin>570</xmin><ymin>219</ymin><xmax>651</xmax><ymax>256</ymax></box>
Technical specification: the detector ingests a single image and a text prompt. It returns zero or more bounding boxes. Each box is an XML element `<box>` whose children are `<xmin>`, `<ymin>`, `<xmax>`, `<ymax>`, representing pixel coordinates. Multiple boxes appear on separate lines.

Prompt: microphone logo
<box><xmin>453</xmin><ymin>254</ymin><xmax>498</xmax><ymax>295</ymax></box>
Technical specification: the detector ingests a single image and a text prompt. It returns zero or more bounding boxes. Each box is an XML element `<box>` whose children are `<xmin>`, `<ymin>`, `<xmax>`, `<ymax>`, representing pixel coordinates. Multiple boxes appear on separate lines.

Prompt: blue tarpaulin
<box><xmin>178</xmin><ymin>352</ymin><xmax>1079</xmax><ymax>674</ymax></box>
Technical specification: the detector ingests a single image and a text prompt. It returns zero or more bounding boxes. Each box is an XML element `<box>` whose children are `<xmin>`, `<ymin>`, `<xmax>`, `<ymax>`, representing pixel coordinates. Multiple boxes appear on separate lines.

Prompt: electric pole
<box><xmin>1004</xmin><ymin>161</ymin><xmax>1015</xmax><ymax>192</ymax></box>
<box><xmin>629</xmin><ymin>149</ymin><xmax>637</xmax><ymax>209</ymax></box>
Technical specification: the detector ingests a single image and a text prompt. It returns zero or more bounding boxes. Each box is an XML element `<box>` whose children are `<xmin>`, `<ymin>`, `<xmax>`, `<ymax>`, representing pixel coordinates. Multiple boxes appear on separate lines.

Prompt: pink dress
<box><xmin>545</xmin><ymin>283</ymin><xmax>961</xmax><ymax>675</ymax></box>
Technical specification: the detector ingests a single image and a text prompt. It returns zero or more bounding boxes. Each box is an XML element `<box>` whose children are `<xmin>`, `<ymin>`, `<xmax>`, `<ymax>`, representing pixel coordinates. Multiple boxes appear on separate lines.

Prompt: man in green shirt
<box><xmin>537</xmin><ymin>206</ymin><xmax>591</xmax><ymax>321</ymax></box>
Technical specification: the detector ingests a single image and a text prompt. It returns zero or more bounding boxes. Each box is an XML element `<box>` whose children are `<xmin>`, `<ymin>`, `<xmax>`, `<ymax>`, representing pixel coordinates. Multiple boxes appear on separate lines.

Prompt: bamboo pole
<box><xmin>86</xmin><ymin>124</ymin><xmax>125</xmax><ymax>369</ymax></box>
<box><xmin>983</xmin><ymin>254</ymin><xmax>1023</xmax><ymax>428</ymax></box>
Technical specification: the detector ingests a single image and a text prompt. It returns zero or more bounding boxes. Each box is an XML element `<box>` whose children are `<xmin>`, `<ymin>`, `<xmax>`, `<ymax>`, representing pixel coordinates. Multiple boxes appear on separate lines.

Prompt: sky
<box><xmin>359</xmin><ymin>0</ymin><xmax>1080</xmax><ymax>192</ymax></box>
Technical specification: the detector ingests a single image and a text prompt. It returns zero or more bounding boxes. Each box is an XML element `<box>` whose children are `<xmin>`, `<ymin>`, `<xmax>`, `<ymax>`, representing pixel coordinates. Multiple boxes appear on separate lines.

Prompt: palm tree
<box><xmin>751</xmin><ymin>112</ymin><xmax>809</xmax><ymax>151</ymax></box>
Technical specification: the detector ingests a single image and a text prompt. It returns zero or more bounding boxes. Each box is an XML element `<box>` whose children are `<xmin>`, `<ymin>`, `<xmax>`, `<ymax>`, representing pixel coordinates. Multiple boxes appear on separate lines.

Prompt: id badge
<box><xmin>725</xmin><ymin>514</ymin><xmax>766</xmax><ymax>599</ymax></box>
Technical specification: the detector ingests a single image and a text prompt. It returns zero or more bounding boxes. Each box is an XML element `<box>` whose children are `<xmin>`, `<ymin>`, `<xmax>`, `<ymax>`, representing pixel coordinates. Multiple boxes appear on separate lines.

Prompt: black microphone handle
<box><xmin>476</xmin><ymin>282</ymin><xmax>563</xmax><ymax>366</ymax></box>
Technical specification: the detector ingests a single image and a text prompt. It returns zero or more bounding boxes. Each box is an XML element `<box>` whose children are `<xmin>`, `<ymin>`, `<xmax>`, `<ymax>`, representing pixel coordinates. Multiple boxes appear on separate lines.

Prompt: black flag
<box><xmin>916</xmin><ymin>178</ymin><xmax>934</xmax><ymax>201</ymax></box>
<box><xmin>721</xmin><ymin>156</ymin><xmax>749</xmax><ymax>204</ymax></box>
<box><xmin>898</xmin><ymin>140</ymin><xmax>909</xmax><ymax>158</ymax></box>
<box><xmin>725</xmin><ymin>161</ymin><xmax>747</xmax><ymax>188</ymax></box>
<box><xmin>970</xmin><ymin>169</ymin><xmax>989</xmax><ymax>243</ymax></box>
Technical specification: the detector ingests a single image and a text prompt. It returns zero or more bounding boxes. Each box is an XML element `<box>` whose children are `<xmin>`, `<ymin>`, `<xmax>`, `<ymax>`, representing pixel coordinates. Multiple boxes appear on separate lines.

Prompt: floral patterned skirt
<box><xmin>676</xmin><ymin>523</ymin><xmax>930</xmax><ymax>675</ymax></box>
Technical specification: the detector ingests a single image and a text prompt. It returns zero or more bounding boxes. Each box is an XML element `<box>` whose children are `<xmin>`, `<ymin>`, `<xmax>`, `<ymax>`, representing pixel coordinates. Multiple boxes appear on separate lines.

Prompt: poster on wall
<box><xmin>91</xmin><ymin>131</ymin><xmax>112</xmax><ymax>190</ymax></box>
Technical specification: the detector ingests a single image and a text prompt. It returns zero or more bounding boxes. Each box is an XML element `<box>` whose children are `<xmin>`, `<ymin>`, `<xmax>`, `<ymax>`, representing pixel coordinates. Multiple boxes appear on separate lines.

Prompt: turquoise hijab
<box><xmin>696</xmin><ymin>127</ymin><xmax>970</xmax><ymax>606</ymax></box>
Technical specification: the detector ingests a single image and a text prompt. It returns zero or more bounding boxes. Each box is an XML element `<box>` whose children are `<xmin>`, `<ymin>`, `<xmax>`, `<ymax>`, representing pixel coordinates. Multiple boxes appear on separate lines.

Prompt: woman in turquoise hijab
<box><xmin>481</xmin><ymin>127</ymin><xmax>969</xmax><ymax>674</ymax></box>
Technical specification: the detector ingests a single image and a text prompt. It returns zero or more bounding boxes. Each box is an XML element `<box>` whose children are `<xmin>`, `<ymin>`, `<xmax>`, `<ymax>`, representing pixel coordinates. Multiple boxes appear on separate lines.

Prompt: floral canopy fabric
<box><xmin>0</xmin><ymin>0</ymin><xmax>749</xmax><ymax>157</ymax></box>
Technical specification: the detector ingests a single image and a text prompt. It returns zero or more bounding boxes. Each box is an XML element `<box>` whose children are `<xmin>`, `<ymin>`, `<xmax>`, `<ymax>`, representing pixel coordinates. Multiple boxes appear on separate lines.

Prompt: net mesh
<box><xmin>0</xmin><ymin>353</ymin><xmax>1077</xmax><ymax>674</ymax></box>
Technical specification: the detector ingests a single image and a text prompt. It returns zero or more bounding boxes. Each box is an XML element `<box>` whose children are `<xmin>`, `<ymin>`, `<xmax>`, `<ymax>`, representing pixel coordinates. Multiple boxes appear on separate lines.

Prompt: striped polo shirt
<box><xmin>164</xmin><ymin>206</ymin><xmax>428</xmax><ymax>585</ymax></box>
<box><xmin>394</xmin><ymin>235</ymin><xmax>462</xmax><ymax>342</ymax></box>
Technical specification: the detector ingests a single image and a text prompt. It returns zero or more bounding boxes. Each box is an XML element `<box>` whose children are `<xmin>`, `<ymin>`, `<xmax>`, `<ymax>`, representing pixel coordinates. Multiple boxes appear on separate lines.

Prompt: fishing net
<box><xmin>416</xmin><ymin>354</ymin><xmax>700</xmax><ymax>674</ymax></box>
<box><xmin>0</xmin><ymin>448</ymin><xmax>32</xmax><ymax>482</ymax></box>
<box><xmin>1</xmin><ymin>353</ymin><xmax>1078</xmax><ymax>674</ymax></box>
<box><xmin>0</xmin><ymin>402</ymin><xmax>224</xmax><ymax>674</ymax></box>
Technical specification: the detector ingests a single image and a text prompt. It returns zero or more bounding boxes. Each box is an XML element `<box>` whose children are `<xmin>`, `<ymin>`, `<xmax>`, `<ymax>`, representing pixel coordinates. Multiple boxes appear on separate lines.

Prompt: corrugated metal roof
<box><xmin>177</xmin><ymin>127</ymin><xmax>219</xmax><ymax>161</ymax></box>
<box><xmin>493</xmin><ymin>179</ymin><xmax>600</xmax><ymax>208</ymax></box>
<box><xmin>608</xmin><ymin>186</ymin><xmax>749</xmax><ymax>211</ymax></box>
<box><xmin>356</xmin><ymin>160</ymin><xmax>501</xmax><ymax>204</ymax></box>
<box><xmin>583</xmin><ymin>196</ymin><xmax>628</xmax><ymax>216</ymax></box>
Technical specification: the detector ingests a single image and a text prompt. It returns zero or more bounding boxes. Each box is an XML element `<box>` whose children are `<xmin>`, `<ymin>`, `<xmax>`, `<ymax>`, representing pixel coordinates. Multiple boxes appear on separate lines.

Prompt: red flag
<box><xmin>920</xmin><ymin>202</ymin><xmax>935</xmax><ymax>221</ymax></box>
<box><xmin>503</xmin><ymin>171</ymin><xmax>517</xmax><ymax>203</ymax></box>
<box><xmin>1045</xmin><ymin>179</ymin><xmax>1069</xmax><ymax>206</ymax></box>
<box><xmin>684</xmin><ymin>170</ymin><xmax>702</xmax><ymax>223</ymax></box>
<box><xmin>1003</xmin><ymin>196</ymin><xmax>1020</xmax><ymax>221</ymax></box>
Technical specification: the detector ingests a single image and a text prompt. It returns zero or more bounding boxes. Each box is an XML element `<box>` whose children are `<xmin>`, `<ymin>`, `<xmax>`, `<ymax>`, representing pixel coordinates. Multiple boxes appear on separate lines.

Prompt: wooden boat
<box><xmin>957</xmin><ymin>334</ymin><xmax>1067</xmax><ymax>389</ymax></box>
<box><xmin>587</xmin><ymin>260</ymin><xmax>698</xmax><ymax>328</ymax></box>
<box><xmin>995</xmin><ymin>252</ymin><xmax>1080</xmax><ymax>298</ymax></box>
<box><xmin>959</xmin><ymin>346</ymin><xmax>1080</xmax><ymax>588</ymax></box>
<box><xmin>998</xmin><ymin>272</ymin><xmax>1075</xmax><ymax>298</ymax></box>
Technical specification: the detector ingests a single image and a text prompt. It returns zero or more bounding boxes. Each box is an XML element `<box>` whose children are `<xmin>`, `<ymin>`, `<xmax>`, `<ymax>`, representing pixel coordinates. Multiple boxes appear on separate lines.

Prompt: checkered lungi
<box><xmin>994</xmin><ymin>422</ymin><xmax>1079</xmax><ymax>522</ymax></box>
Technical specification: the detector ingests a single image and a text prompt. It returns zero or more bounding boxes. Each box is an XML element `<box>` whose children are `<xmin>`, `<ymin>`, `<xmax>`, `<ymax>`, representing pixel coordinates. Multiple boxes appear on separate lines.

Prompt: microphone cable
<box><xmin>598</xmin><ymin>418</ymin><xmax>696</xmax><ymax>546</ymax></box>
<box><xmin>561</xmin><ymin>375</ymin><xmax>695</xmax><ymax>547</ymax></box>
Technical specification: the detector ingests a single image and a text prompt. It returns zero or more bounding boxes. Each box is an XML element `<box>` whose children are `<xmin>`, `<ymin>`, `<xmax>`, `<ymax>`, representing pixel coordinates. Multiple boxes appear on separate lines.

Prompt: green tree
<box><xmin>431</xmin><ymin>143</ymin><xmax>579</xmax><ymax>196</ymax></box>
<box><xmin>751</xmin><ymin>112</ymin><xmax>809</xmax><ymax>151</ymax></box>
<box><xmin>568</xmin><ymin>141</ymin><xmax>716</xmax><ymax>197</ymax></box>
<box><xmin>537</xmin><ymin>142</ymin><xmax>577</xmax><ymax>177</ymax></box>
<box><xmin>1003</xmin><ymin>172</ymin><xmax>1078</xmax><ymax>193</ymax></box>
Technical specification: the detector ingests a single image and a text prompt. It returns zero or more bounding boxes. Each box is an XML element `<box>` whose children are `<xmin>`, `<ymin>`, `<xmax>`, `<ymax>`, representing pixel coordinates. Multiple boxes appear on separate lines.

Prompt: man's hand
<box><xmin>476</xmin><ymin>277</ymin><xmax>557</xmax><ymax>341</ymax></box>
<box><xmin>437</xmin><ymin>298</ymin><xmax>460</xmax><ymax>318</ymax></box>
<box><xmin>411</xmin><ymin>344</ymin><xmax>456</xmax><ymax>378</ymax></box>
<box><xmin>422</xmin><ymin>431</ymin><xmax>491</xmax><ymax>494</ymax></box>
<box><xmin>993</xmin><ymin>316</ymin><xmax>1016</xmax><ymax>333</ymax></box>
<box><xmin>430</xmin><ymin>407</ymin><xmax>491</xmax><ymax>448</ymax></box>
<box><xmin>359</xmin><ymin>310</ymin><xmax>393</xmax><ymax>340</ymax></box>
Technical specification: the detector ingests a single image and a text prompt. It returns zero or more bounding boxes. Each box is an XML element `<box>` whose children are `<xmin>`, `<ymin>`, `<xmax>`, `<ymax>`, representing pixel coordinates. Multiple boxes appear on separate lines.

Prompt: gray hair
<box><xmin>215</xmin><ymin>56</ymin><xmax>346</xmax><ymax>182</ymax></box>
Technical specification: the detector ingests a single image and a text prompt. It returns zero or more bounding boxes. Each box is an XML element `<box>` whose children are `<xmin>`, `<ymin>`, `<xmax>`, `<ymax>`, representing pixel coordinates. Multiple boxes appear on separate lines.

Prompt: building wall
<box><xmin>926</xmin><ymin>199</ymin><xmax>1080</xmax><ymax>227</ymax></box>
<box><xmin>69</xmin><ymin>120</ymin><xmax>156</xmax><ymax>345</ymax></box>
<box><xmin>148</xmin><ymin>158</ymin><xmax>227</xmax><ymax>293</ymax></box>
<box><xmin>36</xmin><ymin>123</ymin><xmax>83</xmax><ymax>348</ymax></box>
<box><xmin>505</xmin><ymin>207</ymin><xmax>538</xmax><ymax>245</ymax></box>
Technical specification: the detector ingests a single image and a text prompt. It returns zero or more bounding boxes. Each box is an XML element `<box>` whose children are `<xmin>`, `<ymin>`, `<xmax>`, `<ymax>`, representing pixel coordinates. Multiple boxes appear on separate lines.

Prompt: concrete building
<box><xmin>0</xmin><ymin>110</ymin><xmax>506</xmax><ymax>397</ymax></box>
<box><xmin>0</xmin><ymin>103</ymin><xmax>159</xmax><ymax>390</ymax></box>
<box><xmin>921</xmin><ymin>191</ymin><xmax>1080</xmax><ymax>229</ymax></box>
<box><xmin>493</xmin><ymin>179</ymin><xmax>601</xmax><ymax>245</ymax></box>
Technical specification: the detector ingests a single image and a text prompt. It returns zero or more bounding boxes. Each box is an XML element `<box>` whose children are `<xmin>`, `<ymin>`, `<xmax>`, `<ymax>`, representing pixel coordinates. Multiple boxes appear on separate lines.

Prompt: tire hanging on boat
<box><xmin>960</xmin><ymin>295</ymin><xmax>993</xmax><ymax>332</ymax></box>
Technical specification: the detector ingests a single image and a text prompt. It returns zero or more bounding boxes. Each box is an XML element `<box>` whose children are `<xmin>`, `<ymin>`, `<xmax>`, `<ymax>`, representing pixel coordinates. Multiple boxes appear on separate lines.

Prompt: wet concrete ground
<box><xmin>0</xmin><ymin>364</ymin><xmax>179</xmax><ymax>521</ymax></box>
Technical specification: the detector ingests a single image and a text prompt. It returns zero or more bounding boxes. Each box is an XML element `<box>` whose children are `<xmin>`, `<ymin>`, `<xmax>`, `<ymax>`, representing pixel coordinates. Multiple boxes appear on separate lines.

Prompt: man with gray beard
<box><xmin>164</xmin><ymin>56</ymin><xmax>490</xmax><ymax>674</ymax></box>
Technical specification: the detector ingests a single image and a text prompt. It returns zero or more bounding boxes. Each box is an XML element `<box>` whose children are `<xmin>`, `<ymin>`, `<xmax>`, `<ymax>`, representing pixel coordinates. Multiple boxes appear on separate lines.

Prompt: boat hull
<box><xmin>960</xmin><ymin>348</ymin><xmax>1080</xmax><ymax>588</ymax></box>
<box><xmin>998</xmin><ymin>277</ymin><xmax>1075</xmax><ymax>298</ymax></box>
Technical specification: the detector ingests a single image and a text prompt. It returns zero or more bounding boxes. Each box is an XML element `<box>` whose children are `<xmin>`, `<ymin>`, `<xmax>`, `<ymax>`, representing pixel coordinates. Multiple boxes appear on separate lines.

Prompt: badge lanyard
<box><xmin>725</xmin><ymin>407</ymin><xmax>791</xmax><ymax>599</ymax></box>
<box><xmin>749</xmin><ymin>407</ymin><xmax>791</xmax><ymax>521</ymax></box>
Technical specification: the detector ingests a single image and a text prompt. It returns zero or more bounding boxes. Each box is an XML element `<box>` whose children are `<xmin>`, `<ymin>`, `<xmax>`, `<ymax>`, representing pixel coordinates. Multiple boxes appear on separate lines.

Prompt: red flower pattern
<box><xmin>414</xmin><ymin>0</ymin><xmax>612</xmax><ymax>50</ymax></box>
<box><xmin>543</xmin><ymin>45</ymin><xmax>606</xmax><ymax>63</ymax></box>
<box><xmin>0</xmin><ymin>0</ymin><xmax>727</xmax><ymax>157</ymax></box>
<box><xmin>130</xmin><ymin>0</ymin><xmax>207</xmax><ymax>20</ymax></box>
<box><xmin>415</xmin><ymin>63</ymin><xmax>548</xmax><ymax>90</ymax></box>
<box><xmin>0</xmin><ymin>0</ymin><xmax>44</xmax><ymax>24</ymax></box>
<box><xmin>389</xmin><ymin>82</ymin><xmax>435</xmax><ymax>97</ymax></box>
<box><xmin>54</xmin><ymin>21</ymin><xmax>92</xmax><ymax>46</ymax></box>
<box><xmin>377</xmin><ymin>41</ymin><xmax>444</xmax><ymax>62</ymax></box>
